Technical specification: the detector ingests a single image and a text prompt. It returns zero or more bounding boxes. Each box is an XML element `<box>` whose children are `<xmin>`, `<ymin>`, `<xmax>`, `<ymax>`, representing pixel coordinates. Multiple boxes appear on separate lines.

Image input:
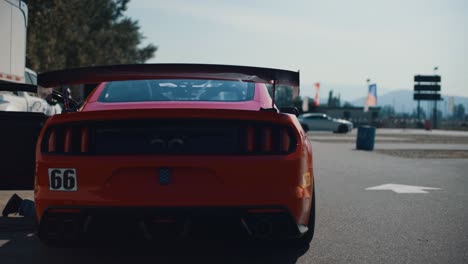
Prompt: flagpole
<box><xmin>433</xmin><ymin>66</ymin><xmax>439</xmax><ymax>129</ymax></box>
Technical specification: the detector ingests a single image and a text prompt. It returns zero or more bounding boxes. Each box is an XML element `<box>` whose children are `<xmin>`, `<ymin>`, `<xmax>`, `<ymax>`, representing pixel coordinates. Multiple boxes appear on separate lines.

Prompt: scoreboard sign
<box><xmin>413</xmin><ymin>74</ymin><xmax>442</xmax><ymax>129</ymax></box>
<box><xmin>413</xmin><ymin>75</ymin><xmax>441</xmax><ymax>101</ymax></box>
<box><xmin>414</xmin><ymin>84</ymin><xmax>440</xmax><ymax>91</ymax></box>
<box><xmin>414</xmin><ymin>93</ymin><xmax>441</xmax><ymax>100</ymax></box>
<box><xmin>414</xmin><ymin>75</ymin><xmax>441</xmax><ymax>83</ymax></box>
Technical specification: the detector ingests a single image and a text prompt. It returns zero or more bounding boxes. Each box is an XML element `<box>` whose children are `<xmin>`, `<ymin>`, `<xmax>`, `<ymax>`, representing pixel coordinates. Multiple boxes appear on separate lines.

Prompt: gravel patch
<box><xmin>383</xmin><ymin>135</ymin><xmax>468</xmax><ymax>144</ymax></box>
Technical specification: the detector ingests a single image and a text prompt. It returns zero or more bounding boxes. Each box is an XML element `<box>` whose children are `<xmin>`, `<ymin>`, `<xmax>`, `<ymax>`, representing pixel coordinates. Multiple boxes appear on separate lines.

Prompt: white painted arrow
<box><xmin>366</xmin><ymin>183</ymin><xmax>441</xmax><ymax>193</ymax></box>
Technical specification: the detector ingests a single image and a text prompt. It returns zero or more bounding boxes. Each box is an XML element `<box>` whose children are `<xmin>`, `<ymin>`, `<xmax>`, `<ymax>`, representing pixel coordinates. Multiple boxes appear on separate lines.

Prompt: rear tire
<box><xmin>335</xmin><ymin>124</ymin><xmax>348</xmax><ymax>133</ymax></box>
<box><xmin>301</xmin><ymin>124</ymin><xmax>309</xmax><ymax>132</ymax></box>
<box><xmin>38</xmin><ymin>214</ymin><xmax>81</xmax><ymax>247</ymax></box>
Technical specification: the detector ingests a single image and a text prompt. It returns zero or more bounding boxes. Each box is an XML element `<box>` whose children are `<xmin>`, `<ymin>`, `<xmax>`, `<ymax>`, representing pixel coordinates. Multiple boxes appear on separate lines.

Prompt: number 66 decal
<box><xmin>48</xmin><ymin>168</ymin><xmax>77</xmax><ymax>191</ymax></box>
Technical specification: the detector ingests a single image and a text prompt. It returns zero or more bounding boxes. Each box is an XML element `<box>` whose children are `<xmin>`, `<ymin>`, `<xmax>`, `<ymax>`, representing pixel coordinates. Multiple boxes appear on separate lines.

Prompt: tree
<box><xmin>343</xmin><ymin>101</ymin><xmax>354</xmax><ymax>108</ymax></box>
<box><xmin>379</xmin><ymin>105</ymin><xmax>395</xmax><ymax>118</ymax></box>
<box><xmin>292</xmin><ymin>96</ymin><xmax>303</xmax><ymax>112</ymax></box>
<box><xmin>411</xmin><ymin>106</ymin><xmax>426</xmax><ymax>119</ymax></box>
<box><xmin>26</xmin><ymin>0</ymin><xmax>157</xmax><ymax>72</ymax></box>
<box><xmin>327</xmin><ymin>90</ymin><xmax>340</xmax><ymax>107</ymax></box>
<box><xmin>266</xmin><ymin>85</ymin><xmax>294</xmax><ymax>108</ymax></box>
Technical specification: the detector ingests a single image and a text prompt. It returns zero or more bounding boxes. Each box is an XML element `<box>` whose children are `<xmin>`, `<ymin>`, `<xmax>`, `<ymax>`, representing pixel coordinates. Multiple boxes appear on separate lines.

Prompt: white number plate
<box><xmin>48</xmin><ymin>168</ymin><xmax>77</xmax><ymax>191</ymax></box>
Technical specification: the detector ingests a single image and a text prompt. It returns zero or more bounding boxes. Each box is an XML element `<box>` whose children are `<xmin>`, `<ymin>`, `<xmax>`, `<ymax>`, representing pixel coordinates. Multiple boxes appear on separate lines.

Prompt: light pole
<box><xmin>433</xmin><ymin>66</ymin><xmax>439</xmax><ymax>129</ymax></box>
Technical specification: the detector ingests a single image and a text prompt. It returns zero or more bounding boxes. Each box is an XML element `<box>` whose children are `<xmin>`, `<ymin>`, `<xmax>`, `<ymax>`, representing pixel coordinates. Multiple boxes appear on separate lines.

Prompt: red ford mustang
<box><xmin>33</xmin><ymin>64</ymin><xmax>315</xmax><ymax>246</ymax></box>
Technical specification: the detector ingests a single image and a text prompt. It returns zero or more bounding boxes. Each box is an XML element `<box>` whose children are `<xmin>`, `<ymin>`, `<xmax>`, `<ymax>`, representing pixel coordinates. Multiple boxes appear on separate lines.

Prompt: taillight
<box><xmin>48</xmin><ymin>129</ymin><xmax>56</xmax><ymax>152</ymax></box>
<box><xmin>64</xmin><ymin>127</ymin><xmax>72</xmax><ymax>153</ymax></box>
<box><xmin>246</xmin><ymin>126</ymin><xmax>255</xmax><ymax>153</ymax></box>
<box><xmin>81</xmin><ymin>127</ymin><xmax>89</xmax><ymax>153</ymax></box>
<box><xmin>262</xmin><ymin>127</ymin><xmax>273</xmax><ymax>152</ymax></box>
<box><xmin>42</xmin><ymin>122</ymin><xmax>296</xmax><ymax>155</ymax></box>
<box><xmin>245</xmin><ymin>125</ymin><xmax>296</xmax><ymax>154</ymax></box>
<box><xmin>281</xmin><ymin>128</ymin><xmax>291</xmax><ymax>152</ymax></box>
<box><xmin>43</xmin><ymin>125</ymin><xmax>89</xmax><ymax>154</ymax></box>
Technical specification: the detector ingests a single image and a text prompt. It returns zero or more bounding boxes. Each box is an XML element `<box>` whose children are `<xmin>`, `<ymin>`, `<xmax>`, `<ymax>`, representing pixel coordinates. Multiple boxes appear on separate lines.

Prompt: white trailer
<box><xmin>0</xmin><ymin>0</ymin><xmax>61</xmax><ymax>115</ymax></box>
<box><xmin>0</xmin><ymin>0</ymin><xmax>28</xmax><ymax>83</ymax></box>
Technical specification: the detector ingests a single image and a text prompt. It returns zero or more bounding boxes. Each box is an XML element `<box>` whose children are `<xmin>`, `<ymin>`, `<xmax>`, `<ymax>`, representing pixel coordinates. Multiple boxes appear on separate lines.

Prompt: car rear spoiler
<box><xmin>0</xmin><ymin>82</ymin><xmax>37</xmax><ymax>93</ymax></box>
<box><xmin>1</xmin><ymin>64</ymin><xmax>300</xmax><ymax>111</ymax></box>
<box><xmin>38</xmin><ymin>63</ymin><xmax>299</xmax><ymax>87</ymax></box>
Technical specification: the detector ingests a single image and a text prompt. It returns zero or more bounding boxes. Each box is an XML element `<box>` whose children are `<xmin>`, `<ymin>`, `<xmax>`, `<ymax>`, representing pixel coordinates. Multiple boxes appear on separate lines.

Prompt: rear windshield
<box><xmin>98</xmin><ymin>79</ymin><xmax>255</xmax><ymax>103</ymax></box>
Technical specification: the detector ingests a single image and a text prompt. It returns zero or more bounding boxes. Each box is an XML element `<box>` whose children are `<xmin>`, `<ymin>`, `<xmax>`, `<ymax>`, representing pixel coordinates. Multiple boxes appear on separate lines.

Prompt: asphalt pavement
<box><xmin>305</xmin><ymin>141</ymin><xmax>468</xmax><ymax>263</ymax></box>
<box><xmin>0</xmin><ymin>130</ymin><xmax>467</xmax><ymax>263</ymax></box>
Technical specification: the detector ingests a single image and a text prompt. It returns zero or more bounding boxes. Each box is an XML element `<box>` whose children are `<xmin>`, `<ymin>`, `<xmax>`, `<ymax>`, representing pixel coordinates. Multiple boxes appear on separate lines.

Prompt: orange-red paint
<box><xmin>34</xmin><ymin>79</ymin><xmax>314</xmax><ymax>229</ymax></box>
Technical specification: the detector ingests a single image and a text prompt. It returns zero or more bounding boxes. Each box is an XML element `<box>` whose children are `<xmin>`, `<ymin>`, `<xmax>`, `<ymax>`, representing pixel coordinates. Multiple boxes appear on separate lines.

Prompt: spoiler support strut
<box><xmin>271</xmin><ymin>79</ymin><xmax>277</xmax><ymax>109</ymax></box>
<box><xmin>60</xmin><ymin>83</ymin><xmax>71</xmax><ymax>112</ymax></box>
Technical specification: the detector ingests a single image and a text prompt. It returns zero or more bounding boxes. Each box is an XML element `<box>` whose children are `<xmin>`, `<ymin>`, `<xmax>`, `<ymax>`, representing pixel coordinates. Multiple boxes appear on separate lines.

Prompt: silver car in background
<box><xmin>298</xmin><ymin>113</ymin><xmax>353</xmax><ymax>133</ymax></box>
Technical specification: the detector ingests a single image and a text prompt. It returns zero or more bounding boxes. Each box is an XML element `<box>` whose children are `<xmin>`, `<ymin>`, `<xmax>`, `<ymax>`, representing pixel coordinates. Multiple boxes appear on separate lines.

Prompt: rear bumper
<box><xmin>38</xmin><ymin>205</ymin><xmax>307</xmax><ymax>242</ymax></box>
<box><xmin>35</xmin><ymin>153</ymin><xmax>314</xmax><ymax>226</ymax></box>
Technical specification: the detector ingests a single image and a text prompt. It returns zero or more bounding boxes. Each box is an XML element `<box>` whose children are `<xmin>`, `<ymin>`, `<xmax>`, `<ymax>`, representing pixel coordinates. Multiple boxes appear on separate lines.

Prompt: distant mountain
<box><xmin>298</xmin><ymin>83</ymin><xmax>468</xmax><ymax>116</ymax></box>
<box><xmin>350</xmin><ymin>90</ymin><xmax>468</xmax><ymax>116</ymax></box>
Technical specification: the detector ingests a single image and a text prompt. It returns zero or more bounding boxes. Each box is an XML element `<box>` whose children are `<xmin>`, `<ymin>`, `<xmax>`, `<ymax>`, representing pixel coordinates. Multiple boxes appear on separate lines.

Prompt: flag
<box><xmin>448</xmin><ymin>97</ymin><xmax>454</xmax><ymax>114</ymax></box>
<box><xmin>314</xmin><ymin>82</ymin><xmax>320</xmax><ymax>106</ymax></box>
<box><xmin>364</xmin><ymin>83</ymin><xmax>377</xmax><ymax>112</ymax></box>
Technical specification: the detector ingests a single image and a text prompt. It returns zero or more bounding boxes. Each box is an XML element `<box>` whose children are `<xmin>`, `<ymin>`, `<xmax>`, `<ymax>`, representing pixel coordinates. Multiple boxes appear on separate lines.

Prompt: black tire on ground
<box><xmin>39</xmin><ymin>230</ymin><xmax>83</xmax><ymax>248</ymax></box>
<box><xmin>301</xmin><ymin>124</ymin><xmax>309</xmax><ymax>132</ymax></box>
<box><xmin>335</xmin><ymin>124</ymin><xmax>348</xmax><ymax>133</ymax></box>
<box><xmin>38</xmin><ymin>231</ymin><xmax>62</xmax><ymax>247</ymax></box>
<box><xmin>38</xmin><ymin>225</ymin><xmax>66</xmax><ymax>247</ymax></box>
<box><xmin>38</xmin><ymin>216</ymin><xmax>81</xmax><ymax>247</ymax></box>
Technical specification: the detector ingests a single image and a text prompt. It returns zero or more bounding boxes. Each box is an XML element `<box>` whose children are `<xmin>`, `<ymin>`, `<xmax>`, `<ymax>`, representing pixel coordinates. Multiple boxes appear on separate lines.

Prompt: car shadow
<box><xmin>0</xmin><ymin>216</ymin><xmax>36</xmax><ymax>232</ymax></box>
<box><xmin>0</xmin><ymin>216</ymin><xmax>310</xmax><ymax>264</ymax></box>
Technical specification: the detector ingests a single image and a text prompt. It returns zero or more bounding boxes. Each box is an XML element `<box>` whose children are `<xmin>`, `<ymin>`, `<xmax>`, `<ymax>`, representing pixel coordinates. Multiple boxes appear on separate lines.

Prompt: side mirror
<box><xmin>279</xmin><ymin>107</ymin><xmax>299</xmax><ymax>117</ymax></box>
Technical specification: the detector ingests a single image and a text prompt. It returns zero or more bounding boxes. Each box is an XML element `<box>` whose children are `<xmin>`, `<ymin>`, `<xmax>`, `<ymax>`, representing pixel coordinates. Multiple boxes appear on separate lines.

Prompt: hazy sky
<box><xmin>127</xmin><ymin>0</ymin><xmax>467</xmax><ymax>100</ymax></box>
